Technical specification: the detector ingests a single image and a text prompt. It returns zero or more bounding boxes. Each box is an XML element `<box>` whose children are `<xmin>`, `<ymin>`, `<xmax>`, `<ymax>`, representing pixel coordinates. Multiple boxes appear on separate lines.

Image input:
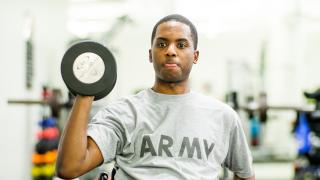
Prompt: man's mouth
<box><xmin>164</xmin><ymin>63</ymin><xmax>178</xmax><ymax>68</ymax></box>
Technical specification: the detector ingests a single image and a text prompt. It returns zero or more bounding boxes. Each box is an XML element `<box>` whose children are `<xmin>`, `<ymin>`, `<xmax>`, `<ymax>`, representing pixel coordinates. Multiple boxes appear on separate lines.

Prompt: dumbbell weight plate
<box><xmin>61</xmin><ymin>41</ymin><xmax>117</xmax><ymax>101</ymax></box>
<box><xmin>94</xmin><ymin>72</ymin><xmax>117</xmax><ymax>100</ymax></box>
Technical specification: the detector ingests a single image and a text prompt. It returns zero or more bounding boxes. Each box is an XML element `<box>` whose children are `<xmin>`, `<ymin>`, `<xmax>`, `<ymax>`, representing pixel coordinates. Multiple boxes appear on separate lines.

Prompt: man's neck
<box><xmin>152</xmin><ymin>79</ymin><xmax>190</xmax><ymax>95</ymax></box>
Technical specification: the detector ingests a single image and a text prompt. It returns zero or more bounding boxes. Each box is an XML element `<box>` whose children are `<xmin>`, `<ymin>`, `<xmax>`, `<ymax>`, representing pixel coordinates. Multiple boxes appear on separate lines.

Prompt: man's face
<box><xmin>149</xmin><ymin>21</ymin><xmax>199</xmax><ymax>83</ymax></box>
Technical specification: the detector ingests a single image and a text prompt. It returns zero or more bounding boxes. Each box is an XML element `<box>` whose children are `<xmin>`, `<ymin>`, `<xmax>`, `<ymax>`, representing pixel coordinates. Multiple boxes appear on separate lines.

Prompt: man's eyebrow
<box><xmin>176</xmin><ymin>38</ymin><xmax>188</xmax><ymax>42</ymax></box>
<box><xmin>155</xmin><ymin>37</ymin><xmax>168</xmax><ymax>41</ymax></box>
<box><xmin>155</xmin><ymin>37</ymin><xmax>189</xmax><ymax>42</ymax></box>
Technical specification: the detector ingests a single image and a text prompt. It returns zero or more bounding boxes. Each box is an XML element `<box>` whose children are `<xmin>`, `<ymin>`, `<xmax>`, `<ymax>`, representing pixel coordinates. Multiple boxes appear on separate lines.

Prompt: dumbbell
<box><xmin>37</xmin><ymin>127</ymin><xmax>60</xmax><ymax>140</ymax></box>
<box><xmin>32</xmin><ymin>163</ymin><xmax>55</xmax><ymax>177</ymax></box>
<box><xmin>61</xmin><ymin>41</ymin><xmax>117</xmax><ymax>101</ymax></box>
<box><xmin>38</xmin><ymin>117</ymin><xmax>57</xmax><ymax>128</ymax></box>
<box><xmin>32</xmin><ymin>150</ymin><xmax>57</xmax><ymax>164</ymax></box>
<box><xmin>36</xmin><ymin>138</ymin><xmax>59</xmax><ymax>154</ymax></box>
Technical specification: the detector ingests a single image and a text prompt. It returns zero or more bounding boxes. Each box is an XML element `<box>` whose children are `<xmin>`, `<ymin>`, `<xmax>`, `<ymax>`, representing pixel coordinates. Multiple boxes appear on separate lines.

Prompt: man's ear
<box><xmin>193</xmin><ymin>50</ymin><xmax>199</xmax><ymax>64</ymax></box>
<box><xmin>149</xmin><ymin>49</ymin><xmax>153</xmax><ymax>63</ymax></box>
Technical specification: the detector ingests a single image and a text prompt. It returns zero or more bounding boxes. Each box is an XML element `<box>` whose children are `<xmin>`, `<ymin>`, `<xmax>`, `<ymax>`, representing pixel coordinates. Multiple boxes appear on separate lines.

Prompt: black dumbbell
<box><xmin>61</xmin><ymin>41</ymin><xmax>117</xmax><ymax>101</ymax></box>
<box><xmin>35</xmin><ymin>138</ymin><xmax>59</xmax><ymax>154</ymax></box>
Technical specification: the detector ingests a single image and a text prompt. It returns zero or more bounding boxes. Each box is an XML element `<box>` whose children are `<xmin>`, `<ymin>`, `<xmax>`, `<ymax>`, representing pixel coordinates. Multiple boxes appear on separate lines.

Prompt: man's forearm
<box><xmin>56</xmin><ymin>96</ymin><xmax>94</xmax><ymax>178</ymax></box>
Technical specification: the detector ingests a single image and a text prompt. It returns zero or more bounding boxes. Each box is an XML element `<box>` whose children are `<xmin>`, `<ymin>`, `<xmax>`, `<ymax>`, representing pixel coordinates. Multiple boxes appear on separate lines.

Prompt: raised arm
<box><xmin>56</xmin><ymin>96</ymin><xmax>103</xmax><ymax>179</ymax></box>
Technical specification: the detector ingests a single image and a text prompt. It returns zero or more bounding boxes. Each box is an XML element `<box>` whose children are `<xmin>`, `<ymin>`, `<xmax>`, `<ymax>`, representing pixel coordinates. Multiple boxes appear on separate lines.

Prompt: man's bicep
<box><xmin>79</xmin><ymin>137</ymin><xmax>104</xmax><ymax>173</ymax></box>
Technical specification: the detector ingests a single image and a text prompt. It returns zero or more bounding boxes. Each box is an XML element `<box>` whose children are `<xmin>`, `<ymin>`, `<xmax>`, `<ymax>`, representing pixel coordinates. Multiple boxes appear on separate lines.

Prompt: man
<box><xmin>56</xmin><ymin>14</ymin><xmax>255</xmax><ymax>180</ymax></box>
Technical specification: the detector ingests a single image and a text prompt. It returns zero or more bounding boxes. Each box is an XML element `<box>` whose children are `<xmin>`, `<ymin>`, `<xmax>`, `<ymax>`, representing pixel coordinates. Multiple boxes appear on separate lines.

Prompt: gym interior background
<box><xmin>1</xmin><ymin>0</ymin><xmax>320</xmax><ymax>179</ymax></box>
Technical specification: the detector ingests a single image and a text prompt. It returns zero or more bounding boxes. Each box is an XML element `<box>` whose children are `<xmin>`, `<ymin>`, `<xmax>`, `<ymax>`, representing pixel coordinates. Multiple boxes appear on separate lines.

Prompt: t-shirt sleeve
<box><xmin>87</xmin><ymin>105</ymin><xmax>126</xmax><ymax>163</ymax></box>
<box><xmin>223</xmin><ymin>111</ymin><xmax>254</xmax><ymax>178</ymax></box>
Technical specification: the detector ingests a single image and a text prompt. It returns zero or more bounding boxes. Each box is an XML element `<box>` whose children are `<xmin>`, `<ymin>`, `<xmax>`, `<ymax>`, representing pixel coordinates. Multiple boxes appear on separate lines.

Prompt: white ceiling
<box><xmin>67</xmin><ymin>0</ymin><xmax>320</xmax><ymax>38</ymax></box>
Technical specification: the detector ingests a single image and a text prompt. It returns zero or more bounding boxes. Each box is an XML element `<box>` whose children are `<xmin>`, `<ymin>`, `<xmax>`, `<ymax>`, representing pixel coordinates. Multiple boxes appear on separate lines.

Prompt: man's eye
<box><xmin>157</xmin><ymin>42</ymin><xmax>166</xmax><ymax>47</ymax></box>
<box><xmin>177</xmin><ymin>42</ymin><xmax>186</xmax><ymax>48</ymax></box>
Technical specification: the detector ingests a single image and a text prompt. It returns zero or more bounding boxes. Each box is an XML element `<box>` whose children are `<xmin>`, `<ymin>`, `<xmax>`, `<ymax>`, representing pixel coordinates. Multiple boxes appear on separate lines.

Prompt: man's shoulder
<box><xmin>104</xmin><ymin>89</ymin><xmax>148</xmax><ymax>108</ymax></box>
<box><xmin>192</xmin><ymin>92</ymin><xmax>240</xmax><ymax>129</ymax></box>
<box><xmin>192</xmin><ymin>92</ymin><xmax>235</xmax><ymax>111</ymax></box>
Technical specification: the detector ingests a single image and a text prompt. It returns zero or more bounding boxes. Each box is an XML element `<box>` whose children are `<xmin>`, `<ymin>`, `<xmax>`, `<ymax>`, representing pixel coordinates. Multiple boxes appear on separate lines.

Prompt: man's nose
<box><xmin>166</xmin><ymin>44</ymin><xmax>177</xmax><ymax>57</ymax></box>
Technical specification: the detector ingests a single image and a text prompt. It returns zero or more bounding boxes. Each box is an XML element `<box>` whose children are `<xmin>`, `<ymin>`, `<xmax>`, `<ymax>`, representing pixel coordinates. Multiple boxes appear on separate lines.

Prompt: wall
<box><xmin>0</xmin><ymin>0</ymin><xmax>68</xmax><ymax>179</ymax></box>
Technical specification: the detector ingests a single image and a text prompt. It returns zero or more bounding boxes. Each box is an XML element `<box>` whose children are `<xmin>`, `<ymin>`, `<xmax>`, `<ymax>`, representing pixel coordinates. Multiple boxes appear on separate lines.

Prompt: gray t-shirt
<box><xmin>88</xmin><ymin>88</ymin><xmax>253</xmax><ymax>179</ymax></box>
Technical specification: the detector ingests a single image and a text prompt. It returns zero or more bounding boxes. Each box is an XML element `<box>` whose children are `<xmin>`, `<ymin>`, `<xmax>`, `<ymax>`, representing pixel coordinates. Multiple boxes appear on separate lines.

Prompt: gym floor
<box><xmin>254</xmin><ymin>162</ymin><xmax>293</xmax><ymax>180</ymax></box>
<box><xmin>221</xmin><ymin>162</ymin><xmax>293</xmax><ymax>179</ymax></box>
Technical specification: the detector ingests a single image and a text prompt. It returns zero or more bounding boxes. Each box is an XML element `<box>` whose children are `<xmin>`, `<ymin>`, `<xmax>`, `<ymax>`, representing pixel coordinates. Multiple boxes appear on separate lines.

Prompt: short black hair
<box><xmin>151</xmin><ymin>14</ymin><xmax>198</xmax><ymax>50</ymax></box>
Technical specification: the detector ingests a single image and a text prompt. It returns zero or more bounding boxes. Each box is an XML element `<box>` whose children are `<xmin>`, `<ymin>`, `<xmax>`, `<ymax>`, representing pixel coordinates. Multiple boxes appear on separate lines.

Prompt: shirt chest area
<box><xmin>134</xmin><ymin>103</ymin><xmax>227</xmax><ymax>138</ymax></box>
<box><xmin>126</xmin><ymin>104</ymin><xmax>230</xmax><ymax>162</ymax></box>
